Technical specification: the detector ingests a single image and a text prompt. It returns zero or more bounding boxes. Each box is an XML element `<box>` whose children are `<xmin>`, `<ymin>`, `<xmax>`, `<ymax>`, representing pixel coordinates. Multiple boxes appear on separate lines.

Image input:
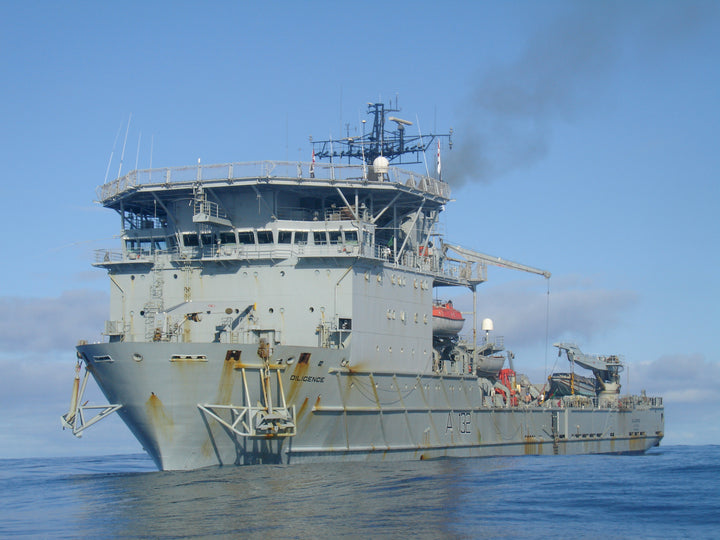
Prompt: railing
<box><xmin>619</xmin><ymin>395</ymin><xmax>663</xmax><ymax>408</ymax></box>
<box><xmin>193</xmin><ymin>200</ymin><xmax>227</xmax><ymax>221</ymax></box>
<box><xmin>317</xmin><ymin>322</ymin><xmax>352</xmax><ymax>349</ymax></box>
<box><xmin>95</xmin><ymin>250</ymin><xmax>123</xmax><ymax>263</ymax></box>
<box><xmin>103</xmin><ymin>320</ymin><xmax>126</xmax><ymax>335</ymax></box>
<box><xmin>98</xmin><ymin>160</ymin><xmax>451</xmax><ymax>202</ymax></box>
<box><xmin>94</xmin><ymin>243</ymin><xmax>477</xmax><ymax>285</ymax></box>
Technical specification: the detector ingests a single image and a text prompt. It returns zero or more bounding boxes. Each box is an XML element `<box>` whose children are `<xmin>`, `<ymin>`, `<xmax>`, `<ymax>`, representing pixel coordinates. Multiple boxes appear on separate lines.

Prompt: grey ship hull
<box><xmin>79</xmin><ymin>341</ymin><xmax>664</xmax><ymax>471</ymax></box>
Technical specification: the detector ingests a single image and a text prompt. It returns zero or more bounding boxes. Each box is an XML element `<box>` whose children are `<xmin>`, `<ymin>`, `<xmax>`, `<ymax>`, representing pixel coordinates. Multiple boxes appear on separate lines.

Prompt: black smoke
<box><xmin>444</xmin><ymin>1</ymin><xmax>717</xmax><ymax>186</ymax></box>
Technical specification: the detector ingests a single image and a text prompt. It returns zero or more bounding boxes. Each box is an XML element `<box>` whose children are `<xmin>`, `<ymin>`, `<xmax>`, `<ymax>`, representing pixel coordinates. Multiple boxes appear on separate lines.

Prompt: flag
<box><xmin>436</xmin><ymin>140</ymin><xmax>441</xmax><ymax>180</ymax></box>
<box><xmin>310</xmin><ymin>149</ymin><xmax>315</xmax><ymax>177</ymax></box>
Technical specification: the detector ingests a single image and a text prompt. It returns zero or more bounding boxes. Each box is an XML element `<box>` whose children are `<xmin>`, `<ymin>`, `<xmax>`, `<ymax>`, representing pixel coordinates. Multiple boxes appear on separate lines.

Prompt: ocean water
<box><xmin>1</xmin><ymin>446</ymin><xmax>717</xmax><ymax>539</ymax></box>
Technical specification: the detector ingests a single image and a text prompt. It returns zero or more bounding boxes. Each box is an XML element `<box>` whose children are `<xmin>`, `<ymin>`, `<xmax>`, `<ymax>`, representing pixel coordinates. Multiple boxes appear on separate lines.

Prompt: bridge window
<box><xmin>295</xmin><ymin>231</ymin><xmax>308</xmax><ymax>244</ymax></box>
<box><xmin>329</xmin><ymin>231</ymin><xmax>342</xmax><ymax>244</ymax></box>
<box><xmin>344</xmin><ymin>231</ymin><xmax>358</xmax><ymax>244</ymax></box>
<box><xmin>238</xmin><ymin>231</ymin><xmax>254</xmax><ymax>244</ymax></box>
<box><xmin>183</xmin><ymin>233</ymin><xmax>199</xmax><ymax>247</ymax></box>
<box><xmin>313</xmin><ymin>231</ymin><xmax>328</xmax><ymax>245</ymax></box>
<box><xmin>278</xmin><ymin>231</ymin><xmax>292</xmax><ymax>244</ymax></box>
<box><xmin>219</xmin><ymin>232</ymin><xmax>236</xmax><ymax>244</ymax></box>
<box><xmin>257</xmin><ymin>230</ymin><xmax>274</xmax><ymax>244</ymax></box>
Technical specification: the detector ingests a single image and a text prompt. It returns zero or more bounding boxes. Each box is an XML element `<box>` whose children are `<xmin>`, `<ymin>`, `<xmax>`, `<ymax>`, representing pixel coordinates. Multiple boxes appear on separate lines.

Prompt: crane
<box><xmin>554</xmin><ymin>342</ymin><xmax>624</xmax><ymax>395</ymax></box>
<box><xmin>442</xmin><ymin>242</ymin><xmax>551</xmax><ymax>284</ymax></box>
<box><xmin>439</xmin><ymin>242</ymin><xmax>551</xmax><ymax>375</ymax></box>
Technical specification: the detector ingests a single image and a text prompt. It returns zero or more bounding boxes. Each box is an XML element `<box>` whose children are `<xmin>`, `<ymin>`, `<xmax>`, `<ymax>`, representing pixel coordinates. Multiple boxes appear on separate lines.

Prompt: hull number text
<box><xmin>446</xmin><ymin>411</ymin><xmax>472</xmax><ymax>434</ymax></box>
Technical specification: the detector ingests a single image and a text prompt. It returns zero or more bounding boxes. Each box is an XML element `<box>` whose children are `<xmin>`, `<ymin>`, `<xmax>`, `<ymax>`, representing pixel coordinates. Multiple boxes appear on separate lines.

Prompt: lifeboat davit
<box><xmin>432</xmin><ymin>301</ymin><xmax>465</xmax><ymax>336</ymax></box>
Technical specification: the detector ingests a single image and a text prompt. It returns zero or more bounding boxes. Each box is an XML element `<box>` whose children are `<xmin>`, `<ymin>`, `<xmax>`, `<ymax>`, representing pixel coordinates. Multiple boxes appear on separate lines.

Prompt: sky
<box><xmin>1</xmin><ymin>0</ymin><xmax>718</xmax><ymax>459</ymax></box>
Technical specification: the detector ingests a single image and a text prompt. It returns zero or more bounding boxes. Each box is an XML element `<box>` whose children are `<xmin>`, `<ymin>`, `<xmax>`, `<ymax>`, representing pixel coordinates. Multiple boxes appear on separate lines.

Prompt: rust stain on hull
<box><xmin>217</xmin><ymin>350</ymin><xmax>240</xmax><ymax>405</ymax></box>
<box><xmin>524</xmin><ymin>436</ymin><xmax>542</xmax><ymax>455</ymax></box>
<box><xmin>286</xmin><ymin>353</ymin><xmax>311</xmax><ymax>405</ymax></box>
<box><xmin>146</xmin><ymin>392</ymin><xmax>174</xmax><ymax>441</ymax></box>
<box><xmin>296</xmin><ymin>396</ymin><xmax>310</xmax><ymax>421</ymax></box>
<box><xmin>346</xmin><ymin>361</ymin><xmax>369</xmax><ymax>374</ymax></box>
<box><xmin>628</xmin><ymin>435</ymin><xmax>645</xmax><ymax>453</ymax></box>
<box><xmin>200</xmin><ymin>350</ymin><xmax>240</xmax><ymax>460</ymax></box>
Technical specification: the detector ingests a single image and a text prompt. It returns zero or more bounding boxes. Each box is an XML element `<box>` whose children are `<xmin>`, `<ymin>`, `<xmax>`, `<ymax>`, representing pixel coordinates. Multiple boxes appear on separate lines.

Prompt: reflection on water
<box><xmin>69</xmin><ymin>458</ymin><xmax>507</xmax><ymax>539</ymax></box>
<box><xmin>3</xmin><ymin>447</ymin><xmax>716</xmax><ymax>539</ymax></box>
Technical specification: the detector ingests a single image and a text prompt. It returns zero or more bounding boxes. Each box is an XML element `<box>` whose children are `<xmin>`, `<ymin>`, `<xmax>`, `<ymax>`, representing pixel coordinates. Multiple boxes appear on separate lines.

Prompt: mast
<box><xmin>312</xmin><ymin>102</ymin><xmax>453</xmax><ymax>170</ymax></box>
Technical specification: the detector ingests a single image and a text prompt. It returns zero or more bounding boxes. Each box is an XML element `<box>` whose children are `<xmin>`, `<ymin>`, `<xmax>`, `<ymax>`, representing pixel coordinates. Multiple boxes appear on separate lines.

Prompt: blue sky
<box><xmin>1</xmin><ymin>1</ymin><xmax>718</xmax><ymax>458</ymax></box>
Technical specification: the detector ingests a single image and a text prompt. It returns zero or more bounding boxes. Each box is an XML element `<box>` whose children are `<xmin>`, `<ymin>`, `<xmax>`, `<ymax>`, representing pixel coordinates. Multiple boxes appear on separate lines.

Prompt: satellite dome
<box><xmin>481</xmin><ymin>318</ymin><xmax>494</xmax><ymax>332</ymax></box>
<box><xmin>372</xmin><ymin>156</ymin><xmax>389</xmax><ymax>175</ymax></box>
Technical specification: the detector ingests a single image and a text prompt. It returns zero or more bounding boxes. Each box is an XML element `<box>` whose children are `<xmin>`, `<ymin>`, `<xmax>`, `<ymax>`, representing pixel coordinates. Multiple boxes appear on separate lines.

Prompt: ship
<box><xmin>61</xmin><ymin>101</ymin><xmax>664</xmax><ymax>470</ymax></box>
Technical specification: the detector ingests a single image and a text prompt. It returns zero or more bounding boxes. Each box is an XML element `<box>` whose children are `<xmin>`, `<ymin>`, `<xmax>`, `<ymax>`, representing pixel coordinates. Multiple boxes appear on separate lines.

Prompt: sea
<box><xmin>1</xmin><ymin>445</ymin><xmax>717</xmax><ymax>539</ymax></box>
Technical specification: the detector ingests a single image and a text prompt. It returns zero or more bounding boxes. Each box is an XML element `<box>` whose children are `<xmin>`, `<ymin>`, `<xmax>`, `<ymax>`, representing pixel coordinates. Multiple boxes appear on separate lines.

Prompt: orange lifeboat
<box><xmin>432</xmin><ymin>300</ymin><xmax>465</xmax><ymax>336</ymax></box>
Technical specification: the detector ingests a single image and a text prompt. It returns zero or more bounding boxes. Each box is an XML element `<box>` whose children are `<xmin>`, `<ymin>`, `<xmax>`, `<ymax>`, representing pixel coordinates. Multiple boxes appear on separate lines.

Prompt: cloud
<box><xmin>452</xmin><ymin>275</ymin><xmax>638</xmax><ymax>348</ymax></box>
<box><xmin>629</xmin><ymin>353</ymin><xmax>720</xmax><ymax>402</ymax></box>
<box><xmin>0</xmin><ymin>290</ymin><xmax>108</xmax><ymax>354</ymax></box>
<box><xmin>444</xmin><ymin>1</ymin><xmax>718</xmax><ymax>186</ymax></box>
<box><xmin>0</xmin><ymin>356</ymin><xmax>140</xmax><ymax>458</ymax></box>
<box><xmin>622</xmin><ymin>353</ymin><xmax>720</xmax><ymax>445</ymax></box>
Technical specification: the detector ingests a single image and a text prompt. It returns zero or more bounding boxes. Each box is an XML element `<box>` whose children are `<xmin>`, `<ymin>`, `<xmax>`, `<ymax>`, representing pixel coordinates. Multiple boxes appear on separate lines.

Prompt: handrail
<box><xmin>98</xmin><ymin>160</ymin><xmax>451</xmax><ymax>203</ymax></box>
<box><xmin>93</xmin><ymin>242</ymin><xmax>477</xmax><ymax>287</ymax></box>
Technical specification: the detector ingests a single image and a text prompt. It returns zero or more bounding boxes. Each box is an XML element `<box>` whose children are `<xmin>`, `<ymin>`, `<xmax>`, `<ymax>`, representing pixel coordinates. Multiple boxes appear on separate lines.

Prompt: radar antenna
<box><xmin>312</xmin><ymin>102</ymin><xmax>452</xmax><ymax>172</ymax></box>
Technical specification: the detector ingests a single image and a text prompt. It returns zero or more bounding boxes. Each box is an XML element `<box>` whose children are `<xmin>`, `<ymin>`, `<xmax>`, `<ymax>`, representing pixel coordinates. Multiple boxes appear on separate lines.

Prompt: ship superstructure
<box><xmin>62</xmin><ymin>103</ymin><xmax>663</xmax><ymax>470</ymax></box>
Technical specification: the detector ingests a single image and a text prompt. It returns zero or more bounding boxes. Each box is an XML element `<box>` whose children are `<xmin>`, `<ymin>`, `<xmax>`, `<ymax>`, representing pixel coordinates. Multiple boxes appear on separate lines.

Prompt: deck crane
<box><xmin>440</xmin><ymin>242</ymin><xmax>551</xmax><ymax>379</ymax></box>
<box><xmin>554</xmin><ymin>342</ymin><xmax>624</xmax><ymax>398</ymax></box>
<box><xmin>442</xmin><ymin>243</ymin><xmax>551</xmax><ymax>284</ymax></box>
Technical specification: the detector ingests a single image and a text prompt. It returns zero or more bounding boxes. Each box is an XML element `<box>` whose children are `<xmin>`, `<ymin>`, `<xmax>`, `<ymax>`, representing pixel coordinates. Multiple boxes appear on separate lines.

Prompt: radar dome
<box><xmin>481</xmin><ymin>318</ymin><xmax>494</xmax><ymax>332</ymax></box>
<box><xmin>372</xmin><ymin>156</ymin><xmax>389</xmax><ymax>175</ymax></box>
